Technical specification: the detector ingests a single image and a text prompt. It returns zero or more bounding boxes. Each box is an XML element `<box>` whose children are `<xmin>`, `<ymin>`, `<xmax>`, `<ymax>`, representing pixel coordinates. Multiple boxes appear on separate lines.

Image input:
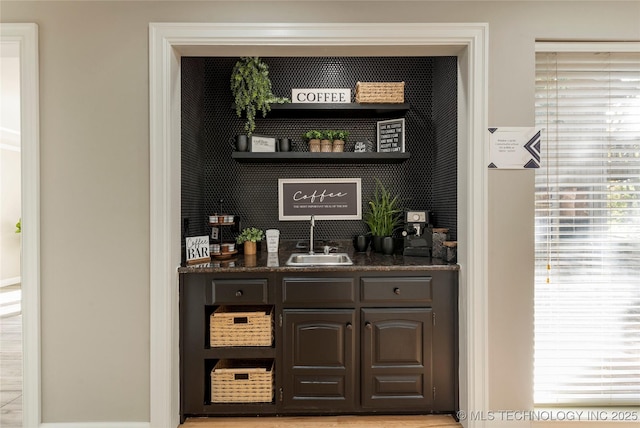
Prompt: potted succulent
<box><xmin>363</xmin><ymin>179</ymin><xmax>403</xmax><ymax>253</ymax></box>
<box><xmin>236</xmin><ymin>227</ymin><xmax>264</xmax><ymax>255</ymax></box>
<box><xmin>230</xmin><ymin>57</ymin><xmax>290</xmax><ymax>136</ymax></box>
<box><xmin>303</xmin><ymin>130</ymin><xmax>322</xmax><ymax>152</ymax></box>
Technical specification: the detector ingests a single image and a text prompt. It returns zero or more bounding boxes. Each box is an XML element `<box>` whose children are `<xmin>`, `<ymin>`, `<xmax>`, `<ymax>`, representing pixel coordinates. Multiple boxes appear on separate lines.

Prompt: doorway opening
<box><xmin>149</xmin><ymin>23</ymin><xmax>488</xmax><ymax>428</ymax></box>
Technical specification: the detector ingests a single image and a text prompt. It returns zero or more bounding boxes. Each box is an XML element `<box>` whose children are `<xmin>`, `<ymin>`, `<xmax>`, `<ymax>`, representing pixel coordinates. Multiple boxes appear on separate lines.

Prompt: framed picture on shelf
<box><xmin>376</xmin><ymin>118</ymin><xmax>405</xmax><ymax>153</ymax></box>
<box><xmin>249</xmin><ymin>134</ymin><xmax>277</xmax><ymax>152</ymax></box>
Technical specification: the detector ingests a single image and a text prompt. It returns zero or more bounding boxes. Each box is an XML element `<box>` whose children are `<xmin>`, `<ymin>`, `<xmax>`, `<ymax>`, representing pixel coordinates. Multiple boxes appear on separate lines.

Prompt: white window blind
<box><xmin>535</xmin><ymin>51</ymin><xmax>640</xmax><ymax>406</ymax></box>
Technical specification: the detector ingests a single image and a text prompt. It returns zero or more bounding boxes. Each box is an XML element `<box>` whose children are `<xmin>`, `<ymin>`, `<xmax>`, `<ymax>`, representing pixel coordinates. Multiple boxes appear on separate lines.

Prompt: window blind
<box><xmin>534</xmin><ymin>51</ymin><xmax>640</xmax><ymax>406</ymax></box>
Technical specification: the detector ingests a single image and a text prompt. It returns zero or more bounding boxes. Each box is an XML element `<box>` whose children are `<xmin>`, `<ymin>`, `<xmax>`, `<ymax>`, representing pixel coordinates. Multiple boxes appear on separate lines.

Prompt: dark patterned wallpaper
<box><xmin>181</xmin><ymin>56</ymin><xmax>457</xmax><ymax>246</ymax></box>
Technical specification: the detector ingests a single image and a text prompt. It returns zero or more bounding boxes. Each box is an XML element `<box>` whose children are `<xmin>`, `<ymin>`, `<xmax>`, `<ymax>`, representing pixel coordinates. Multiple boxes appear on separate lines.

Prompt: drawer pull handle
<box><xmin>346</xmin><ymin>322</ymin><xmax>353</xmax><ymax>330</ymax></box>
<box><xmin>235</xmin><ymin>290</ymin><xmax>243</xmax><ymax>297</ymax></box>
<box><xmin>233</xmin><ymin>317</ymin><xmax>248</xmax><ymax>324</ymax></box>
<box><xmin>365</xmin><ymin>321</ymin><xmax>372</xmax><ymax>330</ymax></box>
<box><xmin>393</xmin><ymin>287</ymin><xmax>401</xmax><ymax>295</ymax></box>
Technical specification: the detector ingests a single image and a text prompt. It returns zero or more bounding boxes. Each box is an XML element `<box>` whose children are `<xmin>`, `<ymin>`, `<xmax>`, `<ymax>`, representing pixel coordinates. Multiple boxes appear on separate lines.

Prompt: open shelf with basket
<box><xmin>179</xmin><ymin>273</ymin><xmax>277</xmax><ymax>421</ymax></box>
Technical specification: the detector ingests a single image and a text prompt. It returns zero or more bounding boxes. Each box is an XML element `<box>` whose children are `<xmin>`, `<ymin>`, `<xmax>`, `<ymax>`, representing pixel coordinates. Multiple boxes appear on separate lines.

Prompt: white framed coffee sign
<box><xmin>278</xmin><ymin>178</ymin><xmax>362</xmax><ymax>220</ymax></box>
<box><xmin>292</xmin><ymin>88</ymin><xmax>351</xmax><ymax>104</ymax></box>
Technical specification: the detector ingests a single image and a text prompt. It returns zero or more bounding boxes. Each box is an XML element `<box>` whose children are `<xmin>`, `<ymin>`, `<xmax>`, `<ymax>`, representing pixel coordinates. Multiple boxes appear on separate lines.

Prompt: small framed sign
<box><xmin>249</xmin><ymin>134</ymin><xmax>277</xmax><ymax>152</ymax></box>
<box><xmin>292</xmin><ymin>88</ymin><xmax>351</xmax><ymax>104</ymax></box>
<box><xmin>278</xmin><ymin>178</ymin><xmax>362</xmax><ymax>220</ymax></box>
<box><xmin>185</xmin><ymin>235</ymin><xmax>210</xmax><ymax>265</ymax></box>
<box><xmin>377</xmin><ymin>118</ymin><xmax>405</xmax><ymax>153</ymax></box>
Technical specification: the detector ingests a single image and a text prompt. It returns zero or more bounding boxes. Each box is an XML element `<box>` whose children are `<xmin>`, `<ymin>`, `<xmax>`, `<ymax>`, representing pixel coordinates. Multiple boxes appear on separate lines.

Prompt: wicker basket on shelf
<box><xmin>211</xmin><ymin>359</ymin><xmax>274</xmax><ymax>403</ymax></box>
<box><xmin>355</xmin><ymin>81</ymin><xmax>405</xmax><ymax>103</ymax></box>
<box><xmin>210</xmin><ymin>306</ymin><xmax>273</xmax><ymax>347</ymax></box>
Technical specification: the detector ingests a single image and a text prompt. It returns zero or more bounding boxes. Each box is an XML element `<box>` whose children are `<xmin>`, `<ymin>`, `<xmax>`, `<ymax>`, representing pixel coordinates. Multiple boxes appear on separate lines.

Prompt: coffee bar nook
<box><xmin>178</xmin><ymin>56</ymin><xmax>459</xmax><ymax>422</ymax></box>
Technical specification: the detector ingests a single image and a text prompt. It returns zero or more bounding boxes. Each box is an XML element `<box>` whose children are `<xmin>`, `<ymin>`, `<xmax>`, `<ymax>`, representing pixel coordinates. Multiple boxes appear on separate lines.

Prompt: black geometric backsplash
<box><xmin>181</xmin><ymin>56</ymin><xmax>457</xmax><ymax>246</ymax></box>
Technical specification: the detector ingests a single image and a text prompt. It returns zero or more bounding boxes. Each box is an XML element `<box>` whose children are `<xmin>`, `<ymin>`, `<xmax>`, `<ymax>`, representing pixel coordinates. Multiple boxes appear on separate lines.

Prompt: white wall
<box><xmin>0</xmin><ymin>43</ymin><xmax>21</xmax><ymax>284</ymax></box>
<box><xmin>2</xmin><ymin>1</ymin><xmax>639</xmax><ymax>425</ymax></box>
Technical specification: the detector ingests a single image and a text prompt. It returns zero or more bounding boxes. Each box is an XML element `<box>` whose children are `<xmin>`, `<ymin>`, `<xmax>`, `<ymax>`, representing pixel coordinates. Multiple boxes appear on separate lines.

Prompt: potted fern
<box><xmin>230</xmin><ymin>57</ymin><xmax>290</xmax><ymax>136</ymax></box>
<box><xmin>364</xmin><ymin>179</ymin><xmax>403</xmax><ymax>253</ymax></box>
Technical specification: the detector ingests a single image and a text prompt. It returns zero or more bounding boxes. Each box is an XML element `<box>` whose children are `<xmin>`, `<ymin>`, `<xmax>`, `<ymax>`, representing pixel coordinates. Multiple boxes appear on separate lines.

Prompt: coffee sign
<box><xmin>278</xmin><ymin>178</ymin><xmax>362</xmax><ymax>220</ymax></box>
<box><xmin>292</xmin><ymin>88</ymin><xmax>351</xmax><ymax>104</ymax></box>
<box><xmin>185</xmin><ymin>235</ymin><xmax>210</xmax><ymax>265</ymax></box>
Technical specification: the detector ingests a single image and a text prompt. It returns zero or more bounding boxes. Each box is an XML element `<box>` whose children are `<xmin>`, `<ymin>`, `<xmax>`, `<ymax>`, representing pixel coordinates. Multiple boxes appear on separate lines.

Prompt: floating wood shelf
<box><xmin>231</xmin><ymin>152</ymin><xmax>411</xmax><ymax>164</ymax></box>
<box><xmin>266</xmin><ymin>103</ymin><xmax>410</xmax><ymax>118</ymax></box>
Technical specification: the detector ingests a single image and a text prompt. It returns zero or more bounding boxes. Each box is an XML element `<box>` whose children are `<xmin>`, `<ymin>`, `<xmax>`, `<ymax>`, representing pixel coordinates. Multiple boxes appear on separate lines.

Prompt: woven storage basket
<box><xmin>210</xmin><ymin>306</ymin><xmax>273</xmax><ymax>347</ymax></box>
<box><xmin>211</xmin><ymin>359</ymin><xmax>274</xmax><ymax>403</ymax></box>
<box><xmin>355</xmin><ymin>81</ymin><xmax>405</xmax><ymax>103</ymax></box>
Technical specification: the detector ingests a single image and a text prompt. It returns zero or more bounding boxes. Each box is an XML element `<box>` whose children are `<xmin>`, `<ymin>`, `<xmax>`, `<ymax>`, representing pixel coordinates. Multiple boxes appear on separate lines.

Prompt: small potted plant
<box><xmin>320</xmin><ymin>130</ymin><xmax>333</xmax><ymax>152</ymax></box>
<box><xmin>332</xmin><ymin>130</ymin><xmax>349</xmax><ymax>152</ymax></box>
<box><xmin>236</xmin><ymin>227</ymin><xmax>264</xmax><ymax>255</ymax></box>
<box><xmin>303</xmin><ymin>130</ymin><xmax>322</xmax><ymax>152</ymax></box>
<box><xmin>230</xmin><ymin>57</ymin><xmax>290</xmax><ymax>136</ymax></box>
<box><xmin>363</xmin><ymin>179</ymin><xmax>403</xmax><ymax>253</ymax></box>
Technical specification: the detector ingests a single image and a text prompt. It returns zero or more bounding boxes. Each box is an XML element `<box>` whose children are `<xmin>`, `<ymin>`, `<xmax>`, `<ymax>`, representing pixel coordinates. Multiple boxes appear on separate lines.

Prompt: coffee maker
<box><xmin>402</xmin><ymin>210</ymin><xmax>433</xmax><ymax>257</ymax></box>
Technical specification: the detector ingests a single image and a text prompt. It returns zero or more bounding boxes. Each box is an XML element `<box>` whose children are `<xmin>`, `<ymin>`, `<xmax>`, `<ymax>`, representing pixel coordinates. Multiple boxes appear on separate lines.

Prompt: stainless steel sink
<box><xmin>285</xmin><ymin>253</ymin><xmax>353</xmax><ymax>266</ymax></box>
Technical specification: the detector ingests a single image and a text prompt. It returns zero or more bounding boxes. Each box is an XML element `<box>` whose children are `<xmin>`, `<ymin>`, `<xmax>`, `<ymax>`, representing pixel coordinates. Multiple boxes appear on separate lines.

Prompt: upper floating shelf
<box><xmin>266</xmin><ymin>103</ymin><xmax>410</xmax><ymax>118</ymax></box>
<box><xmin>232</xmin><ymin>152</ymin><xmax>410</xmax><ymax>164</ymax></box>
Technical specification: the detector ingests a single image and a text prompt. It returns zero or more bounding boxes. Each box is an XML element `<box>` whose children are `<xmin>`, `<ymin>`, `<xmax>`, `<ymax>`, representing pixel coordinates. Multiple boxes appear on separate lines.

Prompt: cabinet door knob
<box><xmin>393</xmin><ymin>287</ymin><xmax>401</xmax><ymax>295</ymax></box>
<box><xmin>346</xmin><ymin>322</ymin><xmax>353</xmax><ymax>330</ymax></box>
<box><xmin>235</xmin><ymin>290</ymin><xmax>243</xmax><ymax>297</ymax></box>
<box><xmin>365</xmin><ymin>321</ymin><xmax>372</xmax><ymax>330</ymax></box>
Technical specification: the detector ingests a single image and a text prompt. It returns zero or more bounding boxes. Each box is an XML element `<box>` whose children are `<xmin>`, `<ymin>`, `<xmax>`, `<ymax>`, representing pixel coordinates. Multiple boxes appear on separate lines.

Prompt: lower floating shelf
<box><xmin>232</xmin><ymin>151</ymin><xmax>411</xmax><ymax>164</ymax></box>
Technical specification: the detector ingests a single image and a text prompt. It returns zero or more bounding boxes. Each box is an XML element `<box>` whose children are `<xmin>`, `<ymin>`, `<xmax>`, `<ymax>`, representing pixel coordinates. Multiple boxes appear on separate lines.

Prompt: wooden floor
<box><xmin>181</xmin><ymin>415</ymin><xmax>461</xmax><ymax>428</ymax></box>
<box><xmin>0</xmin><ymin>302</ymin><xmax>22</xmax><ymax>428</ymax></box>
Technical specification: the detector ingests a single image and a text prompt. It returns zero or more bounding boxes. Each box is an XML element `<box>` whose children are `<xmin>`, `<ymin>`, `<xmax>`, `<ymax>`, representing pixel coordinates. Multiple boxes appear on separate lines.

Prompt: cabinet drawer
<box><xmin>360</xmin><ymin>277</ymin><xmax>432</xmax><ymax>303</ymax></box>
<box><xmin>282</xmin><ymin>277</ymin><xmax>355</xmax><ymax>304</ymax></box>
<box><xmin>208</xmin><ymin>279</ymin><xmax>268</xmax><ymax>305</ymax></box>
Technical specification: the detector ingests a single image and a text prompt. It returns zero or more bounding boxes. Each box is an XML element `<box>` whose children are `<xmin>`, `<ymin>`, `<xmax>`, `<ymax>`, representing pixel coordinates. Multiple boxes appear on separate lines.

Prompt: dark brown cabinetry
<box><xmin>361</xmin><ymin>308</ymin><xmax>432</xmax><ymax>409</ymax></box>
<box><xmin>281</xmin><ymin>309</ymin><xmax>356</xmax><ymax>409</ymax></box>
<box><xmin>179</xmin><ymin>269</ymin><xmax>457</xmax><ymax>421</ymax></box>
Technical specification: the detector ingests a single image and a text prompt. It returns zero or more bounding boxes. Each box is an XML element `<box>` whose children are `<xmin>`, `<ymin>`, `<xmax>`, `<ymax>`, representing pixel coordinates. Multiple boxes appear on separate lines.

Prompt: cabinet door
<box><xmin>282</xmin><ymin>309</ymin><xmax>355</xmax><ymax>410</ymax></box>
<box><xmin>361</xmin><ymin>308</ymin><xmax>433</xmax><ymax>409</ymax></box>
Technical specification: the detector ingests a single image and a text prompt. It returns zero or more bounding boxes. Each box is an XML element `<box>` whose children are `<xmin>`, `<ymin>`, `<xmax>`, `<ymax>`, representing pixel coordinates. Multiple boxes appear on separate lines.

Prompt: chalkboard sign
<box><xmin>377</xmin><ymin>118</ymin><xmax>405</xmax><ymax>153</ymax></box>
<box><xmin>278</xmin><ymin>178</ymin><xmax>362</xmax><ymax>220</ymax></box>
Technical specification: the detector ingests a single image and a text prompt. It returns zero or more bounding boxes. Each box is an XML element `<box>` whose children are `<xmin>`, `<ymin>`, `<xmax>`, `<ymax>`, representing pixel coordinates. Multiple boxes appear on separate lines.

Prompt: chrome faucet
<box><xmin>309</xmin><ymin>215</ymin><xmax>315</xmax><ymax>254</ymax></box>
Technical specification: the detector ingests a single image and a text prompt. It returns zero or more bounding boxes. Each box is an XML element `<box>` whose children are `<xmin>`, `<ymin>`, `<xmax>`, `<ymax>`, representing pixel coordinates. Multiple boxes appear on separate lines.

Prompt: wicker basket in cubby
<box><xmin>355</xmin><ymin>81</ymin><xmax>405</xmax><ymax>103</ymax></box>
<box><xmin>210</xmin><ymin>306</ymin><xmax>273</xmax><ymax>347</ymax></box>
<box><xmin>211</xmin><ymin>359</ymin><xmax>274</xmax><ymax>403</ymax></box>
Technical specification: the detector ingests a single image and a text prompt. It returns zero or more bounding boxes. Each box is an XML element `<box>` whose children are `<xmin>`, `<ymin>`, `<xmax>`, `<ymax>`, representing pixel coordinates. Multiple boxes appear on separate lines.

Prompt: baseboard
<box><xmin>40</xmin><ymin>423</ymin><xmax>150</xmax><ymax>428</ymax></box>
<box><xmin>0</xmin><ymin>277</ymin><xmax>21</xmax><ymax>288</ymax></box>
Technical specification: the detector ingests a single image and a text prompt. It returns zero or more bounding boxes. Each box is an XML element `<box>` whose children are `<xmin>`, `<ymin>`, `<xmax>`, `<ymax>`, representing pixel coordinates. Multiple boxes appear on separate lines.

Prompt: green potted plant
<box><xmin>331</xmin><ymin>130</ymin><xmax>349</xmax><ymax>152</ymax></box>
<box><xmin>363</xmin><ymin>179</ymin><xmax>403</xmax><ymax>253</ymax></box>
<box><xmin>303</xmin><ymin>130</ymin><xmax>322</xmax><ymax>152</ymax></box>
<box><xmin>320</xmin><ymin>130</ymin><xmax>333</xmax><ymax>152</ymax></box>
<box><xmin>230</xmin><ymin>57</ymin><xmax>290</xmax><ymax>136</ymax></box>
<box><xmin>235</xmin><ymin>227</ymin><xmax>264</xmax><ymax>255</ymax></box>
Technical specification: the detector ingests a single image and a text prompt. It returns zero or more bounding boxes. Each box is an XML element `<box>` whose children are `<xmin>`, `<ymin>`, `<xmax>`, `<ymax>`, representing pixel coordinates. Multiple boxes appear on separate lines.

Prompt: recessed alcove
<box><xmin>181</xmin><ymin>56</ymin><xmax>457</xmax><ymax>244</ymax></box>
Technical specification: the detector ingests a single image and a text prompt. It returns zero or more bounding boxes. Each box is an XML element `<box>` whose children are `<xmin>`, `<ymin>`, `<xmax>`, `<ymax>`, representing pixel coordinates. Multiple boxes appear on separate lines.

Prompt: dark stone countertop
<box><xmin>178</xmin><ymin>239</ymin><xmax>459</xmax><ymax>274</ymax></box>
